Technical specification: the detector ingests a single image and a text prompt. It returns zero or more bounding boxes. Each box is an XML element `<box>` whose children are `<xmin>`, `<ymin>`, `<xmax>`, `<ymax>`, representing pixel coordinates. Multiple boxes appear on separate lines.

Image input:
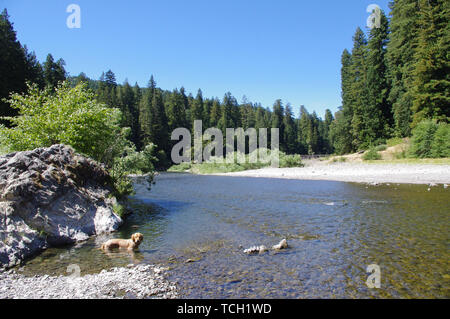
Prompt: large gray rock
<box><xmin>0</xmin><ymin>144</ymin><xmax>123</xmax><ymax>268</ymax></box>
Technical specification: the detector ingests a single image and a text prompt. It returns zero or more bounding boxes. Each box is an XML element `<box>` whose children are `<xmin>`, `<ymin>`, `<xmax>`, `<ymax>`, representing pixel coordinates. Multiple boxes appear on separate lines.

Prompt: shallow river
<box><xmin>19</xmin><ymin>173</ymin><xmax>449</xmax><ymax>298</ymax></box>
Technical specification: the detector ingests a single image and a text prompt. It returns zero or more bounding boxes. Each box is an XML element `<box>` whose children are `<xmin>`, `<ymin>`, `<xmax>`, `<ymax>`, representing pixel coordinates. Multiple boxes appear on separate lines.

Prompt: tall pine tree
<box><xmin>411</xmin><ymin>0</ymin><xmax>450</xmax><ymax>126</ymax></box>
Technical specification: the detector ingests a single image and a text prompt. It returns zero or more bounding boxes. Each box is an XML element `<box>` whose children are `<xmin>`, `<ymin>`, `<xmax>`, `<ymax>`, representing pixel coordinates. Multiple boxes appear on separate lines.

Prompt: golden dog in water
<box><xmin>100</xmin><ymin>233</ymin><xmax>144</xmax><ymax>251</ymax></box>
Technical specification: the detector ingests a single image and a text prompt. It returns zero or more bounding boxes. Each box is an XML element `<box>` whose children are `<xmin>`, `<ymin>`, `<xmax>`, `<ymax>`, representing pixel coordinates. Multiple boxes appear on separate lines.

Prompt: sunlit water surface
<box><xmin>18</xmin><ymin>173</ymin><xmax>449</xmax><ymax>298</ymax></box>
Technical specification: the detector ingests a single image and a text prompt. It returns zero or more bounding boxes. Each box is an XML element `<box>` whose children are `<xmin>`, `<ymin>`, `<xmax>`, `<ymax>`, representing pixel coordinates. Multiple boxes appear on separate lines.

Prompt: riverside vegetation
<box><xmin>1</xmin><ymin>1</ymin><xmax>449</xmax><ymax>171</ymax></box>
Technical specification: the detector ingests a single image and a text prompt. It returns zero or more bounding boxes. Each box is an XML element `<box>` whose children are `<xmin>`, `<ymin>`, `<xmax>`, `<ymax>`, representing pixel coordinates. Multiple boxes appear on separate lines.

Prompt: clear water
<box><xmin>18</xmin><ymin>173</ymin><xmax>450</xmax><ymax>298</ymax></box>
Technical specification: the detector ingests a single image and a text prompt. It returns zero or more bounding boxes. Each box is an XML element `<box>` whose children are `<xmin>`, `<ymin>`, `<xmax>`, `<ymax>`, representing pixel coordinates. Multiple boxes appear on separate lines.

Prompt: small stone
<box><xmin>272</xmin><ymin>239</ymin><xmax>288</xmax><ymax>250</ymax></box>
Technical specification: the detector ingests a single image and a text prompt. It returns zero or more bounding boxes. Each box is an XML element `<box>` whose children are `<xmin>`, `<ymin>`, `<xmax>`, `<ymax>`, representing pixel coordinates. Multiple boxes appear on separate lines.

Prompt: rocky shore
<box><xmin>0</xmin><ymin>264</ymin><xmax>177</xmax><ymax>299</ymax></box>
<box><xmin>213</xmin><ymin>161</ymin><xmax>450</xmax><ymax>185</ymax></box>
<box><xmin>0</xmin><ymin>144</ymin><xmax>123</xmax><ymax>269</ymax></box>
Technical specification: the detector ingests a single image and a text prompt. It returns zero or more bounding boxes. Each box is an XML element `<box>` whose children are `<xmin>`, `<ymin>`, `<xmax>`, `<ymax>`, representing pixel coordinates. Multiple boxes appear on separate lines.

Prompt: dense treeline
<box><xmin>331</xmin><ymin>0</ymin><xmax>449</xmax><ymax>154</ymax></box>
<box><xmin>69</xmin><ymin>70</ymin><xmax>336</xmax><ymax>162</ymax></box>
<box><xmin>1</xmin><ymin>0</ymin><xmax>449</xmax><ymax>165</ymax></box>
<box><xmin>0</xmin><ymin>8</ymin><xmax>334</xmax><ymax>168</ymax></box>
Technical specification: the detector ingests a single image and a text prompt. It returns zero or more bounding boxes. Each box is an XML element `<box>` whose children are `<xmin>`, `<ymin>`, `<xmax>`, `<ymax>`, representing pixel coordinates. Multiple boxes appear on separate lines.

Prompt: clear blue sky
<box><xmin>2</xmin><ymin>0</ymin><xmax>390</xmax><ymax>117</ymax></box>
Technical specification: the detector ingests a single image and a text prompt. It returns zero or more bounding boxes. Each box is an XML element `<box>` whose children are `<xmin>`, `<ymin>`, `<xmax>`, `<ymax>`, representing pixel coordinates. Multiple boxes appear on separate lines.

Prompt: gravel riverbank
<box><xmin>0</xmin><ymin>264</ymin><xmax>177</xmax><ymax>299</ymax></box>
<box><xmin>212</xmin><ymin>161</ymin><xmax>450</xmax><ymax>185</ymax></box>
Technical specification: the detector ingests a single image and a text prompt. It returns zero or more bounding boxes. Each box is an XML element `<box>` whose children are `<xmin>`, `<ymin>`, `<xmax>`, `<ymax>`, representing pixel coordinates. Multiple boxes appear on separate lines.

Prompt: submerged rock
<box><xmin>243</xmin><ymin>245</ymin><xmax>268</xmax><ymax>254</ymax></box>
<box><xmin>244</xmin><ymin>239</ymin><xmax>289</xmax><ymax>255</ymax></box>
<box><xmin>272</xmin><ymin>239</ymin><xmax>288</xmax><ymax>250</ymax></box>
<box><xmin>0</xmin><ymin>144</ymin><xmax>122</xmax><ymax>269</ymax></box>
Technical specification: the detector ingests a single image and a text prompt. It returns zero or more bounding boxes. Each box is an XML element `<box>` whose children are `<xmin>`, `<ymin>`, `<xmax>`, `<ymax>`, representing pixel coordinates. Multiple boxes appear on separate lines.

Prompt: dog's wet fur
<box><xmin>100</xmin><ymin>233</ymin><xmax>144</xmax><ymax>251</ymax></box>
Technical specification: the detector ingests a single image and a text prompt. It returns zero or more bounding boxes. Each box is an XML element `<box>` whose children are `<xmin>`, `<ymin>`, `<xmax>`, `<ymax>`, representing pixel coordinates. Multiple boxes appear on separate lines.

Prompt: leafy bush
<box><xmin>0</xmin><ymin>82</ymin><xmax>156</xmax><ymax>198</ymax></box>
<box><xmin>386</xmin><ymin>137</ymin><xmax>404</xmax><ymax>147</ymax></box>
<box><xmin>279</xmin><ymin>153</ymin><xmax>303</xmax><ymax>168</ymax></box>
<box><xmin>408</xmin><ymin>121</ymin><xmax>449</xmax><ymax>159</ymax></box>
<box><xmin>167</xmin><ymin>162</ymin><xmax>192</xmax><ymax>172</ymax></box>
<box><xmin>363</xmin><ymin>148</ymin><xmax>381</xmax><ymax>160</ymax></box>
<box><xmin>112</xmin><ymin>203</ymin><xmax>126</xmax><ymax>219</ymax></box>
<box><xmin>109</xmin><ymin>143</ymin><xmax>157</xmax><ymax>198</ymax></box>
<box><xmin>374</xmin><ymin>144</ymin><xmax>387</xmax><ymax>152</ymax></box>
<box><xmin>168</xmin><ymin>149</ymin><xmax>303</xmax><ymax>173</ymax></box>
<box><xmin>431</xmin><ymin>123</ymin><xmax>450</xmax><ymax>158</ymax></box>
<box><xmin>0</xmin><ymin>82</ymin><xmax>121</xmax><ymax>161</ymax></box>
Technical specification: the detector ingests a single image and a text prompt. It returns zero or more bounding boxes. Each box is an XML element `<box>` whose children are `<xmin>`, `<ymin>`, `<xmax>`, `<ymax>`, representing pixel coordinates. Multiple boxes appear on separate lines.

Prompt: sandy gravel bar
<box><xmin>212</xmin><ymin>162</ymin><xmax>450</xmax><ymax>185</ymax></box>
<box><xmin>0</xmin><ymin>264</ymin><xmax>178</xmax><ymax>299</ymax></box>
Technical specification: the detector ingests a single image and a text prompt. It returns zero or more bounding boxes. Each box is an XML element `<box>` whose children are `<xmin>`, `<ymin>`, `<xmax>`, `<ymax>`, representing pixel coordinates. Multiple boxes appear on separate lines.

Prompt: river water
<box><xmin>19</xmin><ymin>173</ymin><xmax>449</xmax><ymax>298</ymax></box>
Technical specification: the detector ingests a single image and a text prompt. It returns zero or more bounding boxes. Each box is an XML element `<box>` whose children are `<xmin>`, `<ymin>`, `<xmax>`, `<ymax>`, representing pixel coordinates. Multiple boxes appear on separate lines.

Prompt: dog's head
<box><xmin>131</xmin><ymin>233</ymin><xmax>144</xmax><ymax>245</ymax></box>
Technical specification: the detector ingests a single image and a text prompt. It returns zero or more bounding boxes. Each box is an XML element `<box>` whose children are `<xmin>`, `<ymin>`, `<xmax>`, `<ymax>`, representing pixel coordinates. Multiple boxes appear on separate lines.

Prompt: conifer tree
<box><xmin>43</xmin><ymin>54</ymin><xmax>66</xmax><ymax>89</ymax></box>
<box><xmin>297</xmin><ymin>105</ymin><xmax>310</xmax><ymax>154</ymax></box>
<box><xmin>166</xmin><ymin>89</ymin><xmax>188</xmax><ymax>132</ymax></box>
<box><xmin>149</xmin><ymin>89</ymin><xmax>169</xmax><ymax>154</ymax></box>
<box><xmin>323</xmin><ymin>109</ymin><xmax>334</xmax><ymax>153</ymax></box>
<box><xmin>209</xmin><ymin>98</ymin><xmax>221</xmax><ymax>128</ymax></box>
<box><xmin>190</xmin><ymin>89</ymin><xmax>204</xmax><ymax>128</ymax></box>
<box><xmin>366</xmin><ymin>10</ymin><xmax>392</xmax><ymax>141</ymax></box>
<box><xmin>349</xmin><ymin>27</ymin><xmax>369</xmax><ymax>149</ymax></box>
<box><xmin>387</xmin><ymin>0</ymin><xmax>420</xmax><ymax>137</ymax></box>
<box><xmin>336</xmin><ymin>49</ymin><xmax>355</xmax><ymax>153</ymax></box>
<box><xmin>271</xmin><ymin>99</ymin><xmax>285</xmax><ymax>150</ymax></box>
<box><xmin>139</xmin><ymin>76</ymin><xmax>156</xmax><ymax>146</ymax></box>
<box><xmin>0</xmin><ymin>9</ymin><xmax>45</xmax><ymax>123</ymax></box>
<box><xmin>411</xmin><ymin>0</ymin><xmax>450</xmax><ymax>126</ymax></box>
<box><xmin>118</xmin><ymin>80</ymin><xmax>140</xmax><ymax>147</ymax></box>
<box><xmin>283</xmin><ymin>103</ymin><xmax>297</xmax><ymax>154</ymax></box>
<box><xmin>202</xmin><ymin>99</ymin><xmax>212</xmax><ymax>128</ymax></box>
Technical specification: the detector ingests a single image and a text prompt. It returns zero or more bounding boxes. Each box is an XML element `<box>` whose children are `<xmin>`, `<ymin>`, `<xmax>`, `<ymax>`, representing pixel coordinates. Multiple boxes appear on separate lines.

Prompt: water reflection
<box><xmin>16</xmin><ymin>174</ymin><xmax>450</xmax><ymax>298</ymax></box>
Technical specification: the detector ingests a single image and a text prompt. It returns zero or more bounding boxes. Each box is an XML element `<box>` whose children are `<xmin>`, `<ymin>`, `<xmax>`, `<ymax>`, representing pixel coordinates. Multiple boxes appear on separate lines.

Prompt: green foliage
<box><xmin>112</xmin><ymin>203</ymin><xmax>126</xmax><ymax>219</ymax></box>
<box><xmin>168</xmin><ymin>149</ymin><xmax>303</xmax><ymax>174</ymax></box>
<box><xmin>279</xmin><ymin>153</ymin><xmax>303</xmax><ymax>168</ymax></box>
<box><xmin>0</xmin><ymin>9</ymin><xmax>44</xmax><ymax>123</ymax></box>
<box><xmin>109</xmin><ymin>143</ymin><xmax>157</xmax><ymax>198</ymax></box>
<box><xmin>411</xmin><ymin>0</ymin><xmax>450</xmax><ymax>127</ymax></box>
<box><xmin>363</xmin><ymin>148</ymin><xmax>382</xmax><ymax>161</ymax></box>
<box><xmin>387</xmin><ymin>0</ymin><xmax>420</xmax><ymax>137</ymax></box>
<box><xmin>409</xmin><ymin>120</ymin><xmax>438</xmax><ymax>158</ymax></box>
<box><xmin>386</xmin><ymin>137</ymin><xmax>404</xmax><ymax>147</ymax></box>
<box><xmin>0</xmin><ymin>81</ymin><xmax>156</xmax><ymax>198</ymax></box>
<box><xmin>0</xmin><ymin>82</ymin><xmax>121</xmax><ymax>161</ymax></box>
<box><xmin>431</xmin><ymin>123</ymin><xmax>450</xmax><ymax>158</ymax></box>
<box><xmin>331</xmin><ymin>157</ymin><xmax>347</xmax><ymax>163</ymax></box>
<box><xmin>167</xmin><ymin>162</ymin><xmax>192</xmax><ymax>172</ymax></box>
<box><xmin>374</xmin><ymin>144</ymin><xmax>387</xmax><ymax>152</ymax></box>
<box><xmin>43</xmin><ymin>54</ymin><xmax>66</xmax><ymax>89</ymax></box>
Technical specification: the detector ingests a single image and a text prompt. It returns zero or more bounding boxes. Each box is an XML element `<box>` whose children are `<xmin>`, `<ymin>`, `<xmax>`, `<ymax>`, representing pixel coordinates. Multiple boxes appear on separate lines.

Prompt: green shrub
<box><xmin>394</xmin><ymin>150</ymin><xmax>407</xmax><ymax>159</ymax></box>
<box><xmin>374</xmin><ymin>144</ymin><xmax>387</xmax><ymax>152</ymax></box>
<box><xmin>0</xmin><ymin>82</ymin><xmax>121</xmax><ymax>162</ymax></box>
<box><xmin>0</xmin><ymin>82</ymin><xmax>156</xmax><ymax>198</ymax></box>
<box><xmin>279</xmin><ymin>153</ymin><xmax>303</xmax><ymax>168</ymax></box>
<box><xmin>409</xmin><ymin>120</ymin><xmax>439</xmax><ymax>158</ymax></box>
<box><xmin>431</xmin><ymin>123</ymin><xmax>450</xmax><ymax>158</ymax></box>
<box><xmin>386</xmin><ymin>137</ymin><xmax>404</xmax><ymax>147</ymax></box>
<box><xmin>363</xmin><ymin>148</ymin><xmax>381</xmax><ymax>160</ymax></box>
<box><xmin>112</xmin><ymin>203</ymin><xmax>126</xmax><ymax>218</ymax></box>
<box><xmin>168</xmin><ymin>149</ymin><xmax>303</xmax><ymax>173</ymax></box>
<box><xmin>168</xmin><ymin>162</ymin><xmax>192</xmax><ymax>172</ymax></box>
